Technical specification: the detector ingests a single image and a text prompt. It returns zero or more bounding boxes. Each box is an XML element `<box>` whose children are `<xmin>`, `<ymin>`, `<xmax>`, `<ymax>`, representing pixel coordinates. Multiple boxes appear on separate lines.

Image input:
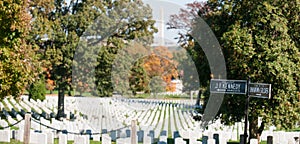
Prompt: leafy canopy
<box><xmin>168</xmin><ymin>0</ymin><xmax>300</xmax><ymax>138</ymax></box>
<box><xmin>0</xmin><ymin>0</ymin><xmax>41</xmax><ymax>99</ymax></box>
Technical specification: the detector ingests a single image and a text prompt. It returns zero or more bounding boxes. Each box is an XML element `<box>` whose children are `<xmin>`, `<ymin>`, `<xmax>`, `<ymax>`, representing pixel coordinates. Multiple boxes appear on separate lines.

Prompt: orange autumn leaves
<box><xmin>140</xmin><ymin>46</ymin><xmax>179</xmax><ymax>92</ymax></box>
<box><xmin>42</xmin><ymin>67</ymin><xmax>55</xmax><ymax>92</ymax></box>
<box><xmin>42</xmin><ymin>46</ymin><xmax>179</xmax><ymax>94</ymax></box>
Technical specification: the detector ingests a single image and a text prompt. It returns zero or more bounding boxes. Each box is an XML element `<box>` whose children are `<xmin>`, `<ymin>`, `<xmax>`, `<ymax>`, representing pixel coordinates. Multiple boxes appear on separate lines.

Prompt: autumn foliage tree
<box><xmin>43</xmin><ymin>67</ymin><xmax>55</xmax><ymax>94</ymax></box>
<box><xmin>0</xmin><ymin>0</ymin><xmax>41</xmax><ymax>99</ymax></box>
<box><xmin>130</xmin><ymin>46</ymin><xmax>178</xmax><ymax>94</ymax></box>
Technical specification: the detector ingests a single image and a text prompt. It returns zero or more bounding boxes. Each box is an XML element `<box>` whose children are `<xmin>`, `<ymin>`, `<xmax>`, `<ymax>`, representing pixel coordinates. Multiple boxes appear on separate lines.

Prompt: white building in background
<box><xmin>155</xmin><ymin>79</ymin><xmax>183</xmax><ymax>95</ymax></box>
<box><xmin>171</xmin><ymin>79</ymin><xmax>183</xmax><ymax>94</ymax></box>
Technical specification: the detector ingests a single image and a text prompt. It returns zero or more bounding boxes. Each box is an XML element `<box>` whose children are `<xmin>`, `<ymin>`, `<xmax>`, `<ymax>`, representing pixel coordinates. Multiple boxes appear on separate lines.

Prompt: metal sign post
<box><xmin>243</xmin><ymin>78</ymin><xmax>250</xmax><ymax>144</ymax></box>
<box><xmin>209</xmin><ymin>79</ymin><xmax>272</xmax><ymax>144</ymax></box>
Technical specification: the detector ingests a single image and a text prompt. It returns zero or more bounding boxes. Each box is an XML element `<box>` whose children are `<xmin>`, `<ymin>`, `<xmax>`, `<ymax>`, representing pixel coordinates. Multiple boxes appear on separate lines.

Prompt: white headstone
<box><xmin>16</xmin><ymin>130</ymin><xmax>24</xmax><ymax>142</ymax></box>
<box><xmin>260</xmin><ymin>131</ymin><xmax>269</xmax><ymax>141</ymax></box>
<box><xmin>208</xmin><ymin>138</ymin><xmax>216</xmax><ymax>144</ymax></box>
<box><xmin>278</xmin><ymin>132</ymin><xmax>288</xmax><ymax>144</ymax></box>
<box><xmin>67</xmin><ymin>134</ymin><xmax>75</xmax><ymax>141</ymax></box>
<box><xmin>190</xmin><ymin>130</ymin><xmax>201</xmax><ymax>139</ymax></box>
<box><xmin>220</xmin><ymin>136</ymin><xmax>227</xmax><ymax>144</ymax></box>
<box><xmin>74</xmin><ymin>135</ymin><xmax>87</xmax><ymax>144</ymax></box>
<box><xmin>0</xmin><ymin>120</ymin><xmax>8</xmax><ymax>128</ymax></box>
<box><xmin>250</xmin><ymin>139</ymin><xmax>258</xmax><ymax>144</ymax></box>
<box><xmin>116</xmin><ymin>138</ymin><xmax>125</xmax><ymax>144</ymax></box>
<box><xmin>16</xmin><ymin>115</ymin><xmax>23</xmax><ymax>121</ymax></box>
<box><xmin>159</xmin><ymin>136</ymin><xmax>168</xmax><ymax>143</ymax></box>
<box><xmin>179</xmin><ymin>130</ymin><xmax>189</xmax><ymax>139</ymax></box>
<box><xmin>190</xmin><ymin>139</ymin><xmax>202</xmax><ymax>144</ymax></box>
<box><xmin>86</xmin><ymin>135</ymin><xmax>90</xmax><ymax>144</ymax></box>
<box><xmin>274</xmin><ymin>131</ymin><xmax>288</xmax><ymax>144</ymax></box>
<box><xmin>102</xmin><ymin>134</ymin><xmax>111</xmax><ymax>144</ymax></box>
<box><xmin>231</xmin><ymin>131</ymin><xmax>238</xmax><ymax>141</ymax></box>
<box><xmin>143</xmin><ymin>135</ymin><xmax>152</xmax><ymax>144</ymax></box>
<box><xmin>30</xmin><ymin>132</ymin><xmax>47</xmax><ymax>144</ymax></box>
<box><xmin>47</xmin><ymin>132</ymin><xmax>54</xmax><ymax>144</ymax></box>
<box><xmin>93</xmin><ymin>135</ymin><xmax>100</xmax><ymax>141</ymax></box>
<box><xmin>175</xmin><ymin>137</ymin><xmax>185</xmax><ymax>144</ymax></box>
<box><xmin>0</xmin><ymin>130</ymin><xmax>10</xmax><ymax>142</ymax></box>
<box><xmin>124</xmin><ymin>137</ymin><xmax>131</xmax><ymax>144</ymax></box>
<box><xmin>59</xmin><ymin>134</ymin><xmax>67</xmax><ymax>144</ymax></box>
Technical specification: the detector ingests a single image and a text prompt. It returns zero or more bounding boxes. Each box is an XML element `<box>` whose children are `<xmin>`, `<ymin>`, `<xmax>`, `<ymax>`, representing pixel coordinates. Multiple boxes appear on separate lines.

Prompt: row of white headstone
<box><xmin>1</xmin><ymin>96</ymin><xmax>300</xmax><ymax>144</ymax></box>
<box><xmin>0</xmin><ymin>128</ymin><xmax>298</xmax><ymax>144</ymax></box>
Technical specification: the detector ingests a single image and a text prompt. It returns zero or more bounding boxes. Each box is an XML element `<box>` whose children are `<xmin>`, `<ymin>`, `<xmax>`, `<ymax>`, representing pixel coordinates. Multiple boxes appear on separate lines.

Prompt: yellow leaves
<box><xmin>0</xmin><ymin>0</ymin><xmax>41</xmax><ymax>99</ymax></box>
<box><xmin>139</xmin><ymin>46</ymin><xmax>178</xmax><ymax>92</ymax></box>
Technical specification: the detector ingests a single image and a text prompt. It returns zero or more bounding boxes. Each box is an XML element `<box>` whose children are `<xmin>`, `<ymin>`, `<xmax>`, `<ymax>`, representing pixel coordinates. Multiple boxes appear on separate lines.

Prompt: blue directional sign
<box><xmin>210</xmin><ymin>79</ymin><xmax>247</xmax><ymax>94</ymax></box>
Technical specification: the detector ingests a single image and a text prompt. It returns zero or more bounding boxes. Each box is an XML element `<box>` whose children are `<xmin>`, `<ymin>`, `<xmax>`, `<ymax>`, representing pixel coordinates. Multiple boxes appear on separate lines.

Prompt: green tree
<box><xmin>129</xmin><ymin>59</ymin><xmax>150</xmax><ymax>95</ymax></box>
<box><xmin>72</xmin><ymin>40</ymin><xmax>98</xmax><ymax>96</ymax></box>
<box><xmin>111</xmin><ymin>42</ymin><xmax>150</xmax><ymax>96</ymax></box>
<box><xmin>149</xmin><ymin>76</ymin><xmax>166</xmax><ymax>96</ymax></box>
<box><xmin>93</xmin><ymin>1</ymin><xmax>157</xmax><ymax>97</ymax></box>
<box><xmin>29</xmin><ymin>0</ymin><xmax>104</xmax><ymax>119</ymax></box>
<box><xmin>0</xmin><ymin>0</ymin><xmax>41</xmax><ymax>100</ymax></box>
<box><xmin>173</xmin><ymin>50</ymin><xmax>200</xmax><ymax>92</ymax></box>
<box><xmin>169</xmin><ymin>0</ymin><xmax>300</xmax><ymax>142</ymax></box>
<box><xmin>30</xmin><ymin>0</ymin><xmax>156</xmax><ymax>118</ymax></box>
<box><xmin>28</xmin><ymin>76</ymin><xmax>46</xmax><ymax>101</ymax></box>
<box><xmin>219</xmin><ymin>1</ymin><xmax>300</xmax><ymax>141</ymax></box>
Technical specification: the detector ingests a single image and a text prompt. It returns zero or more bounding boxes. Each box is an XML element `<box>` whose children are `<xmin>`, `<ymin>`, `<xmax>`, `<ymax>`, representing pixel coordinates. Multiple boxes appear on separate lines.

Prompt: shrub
<box><xmin>28</xmin><ymin>77</ymin><xmax>46</xmax><ymax>101</ymax></box>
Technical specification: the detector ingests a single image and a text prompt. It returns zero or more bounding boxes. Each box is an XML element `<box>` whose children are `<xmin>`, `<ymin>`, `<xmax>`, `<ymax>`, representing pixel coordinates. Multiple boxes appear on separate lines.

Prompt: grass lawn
<box><xmin>0</xmin><ymin>138</ymin><xmax>269</xmax><ymax>144</ymax></box>
<box><xmin>134</xmin><ymin>93</ymin><xmax>191</xmax><ymax>99</ymax></box>
<box><xmin>0</xmin><ymin>139</ymin><xmax>21</xmax><ymax>144</ymax></box>
<box><xmin>0</xmin><ymin>139</ymin><xmax>108</xmax><ymax>144</ymax></box>
<box><xmin>227</xmin><ymin>141</ymin><xmax>267</xmax><ymax>144</ymax></box>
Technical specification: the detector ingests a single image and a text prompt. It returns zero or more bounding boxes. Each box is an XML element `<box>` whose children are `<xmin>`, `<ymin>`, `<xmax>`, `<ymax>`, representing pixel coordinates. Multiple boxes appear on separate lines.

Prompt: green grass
<box><xmin>293</xmin><ymin>127</ymin><xmax>300</xmax><ymax>131</ymax></box>
<box><xmin>24</xmin><ymin>90</ymin><xmax>78</xmax><ymax>96</ymax></box>
<box><xmin>227</xmin><ymin>141</ymin><xmax>267</xmax><ymax>144</ymax></box>
<box><xmin>0</xmin><ymin>139</ymin><xmax>21</xmax><ymax>144</ymax></box>
<box><xmin>125</xmin><ymin>93</ymin><xmax>192</xmax><ymax>99</ymax></box>
<box><xmin>0</xmin><ymin>138</ymin><xmax>268</xmax><ymax>144</ymax></box>
<box><xmin>1</xmin><ymin>100</ymin><xmax>9</xmax><ymax>111</ymax></box>
<box><xmin>163</xmin><ymin>94</ymin><xmax>190</xmax><ymax>99</ymax></box>
<box><xmin>24</xmin><ymin>90</ymin><xmax>193</xmax><ymax>99</ymax></box>
<box><xmin>272</xmin><ymin>126</ymin><xmax>300</xmax><ymax>132</ymax></box>
<box><xmin>135</xmin><ymin>93</ymin><xmax>151</xmax><ymax>99</ymax></box>
<box><xmin>285</xmin><ymin>127</ymin><xmax>300</xmax><ymax>132</ymax></box>
<box><xmin>0</xmin><ymin>139</ymin><xmax>118</xmax><ymax>144</ymax></box>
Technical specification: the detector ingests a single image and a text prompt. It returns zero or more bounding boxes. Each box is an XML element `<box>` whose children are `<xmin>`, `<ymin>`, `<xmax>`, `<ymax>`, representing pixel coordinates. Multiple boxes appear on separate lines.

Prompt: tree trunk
<box><xmin>257</xmin><ymin>121</ymin><xmax>265</xmax><ymax>144</ymax></box>
<box><xmin>28</xmin><ymin>93</ymin><xmax>31</xmax><ymax>102</ymax></box>
<box><xmin>57</xmin><ymin>83</ymin><xmax>65</xmax><ymax>120</ymax></box>
<box><xmin>68</xmin><ymin>85</ymin><xmax>72</xmax><ymax>96</ymax></box>
<box><xmin>249</xmin><ymin>117</ymin><xmax>265</xmax><ymax>144</ymax></box>
<box><xmin>195</xmin><ymin>90</ymin><xmax>201</xmax><ymax>106</ymax></box>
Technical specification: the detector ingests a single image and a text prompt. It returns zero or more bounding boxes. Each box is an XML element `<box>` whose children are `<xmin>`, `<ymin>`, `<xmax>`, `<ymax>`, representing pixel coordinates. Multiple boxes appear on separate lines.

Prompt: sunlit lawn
<box><xmin>0</xmin><ymin>139</ymin><xmax>108</xmax><ymax>144</ymax></box>
<box><xmin>0</xmin><ymin>139</ymin><xmax>268</xmax><ymax>144</ymax></box>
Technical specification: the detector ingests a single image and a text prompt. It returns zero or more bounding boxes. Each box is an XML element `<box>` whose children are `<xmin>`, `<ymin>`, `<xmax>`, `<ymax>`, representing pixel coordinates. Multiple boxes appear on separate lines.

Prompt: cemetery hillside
<box><xmin>0</xmin><ymin>0</ymin><xmax>299</xmax><ymax>144</ymax></box>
